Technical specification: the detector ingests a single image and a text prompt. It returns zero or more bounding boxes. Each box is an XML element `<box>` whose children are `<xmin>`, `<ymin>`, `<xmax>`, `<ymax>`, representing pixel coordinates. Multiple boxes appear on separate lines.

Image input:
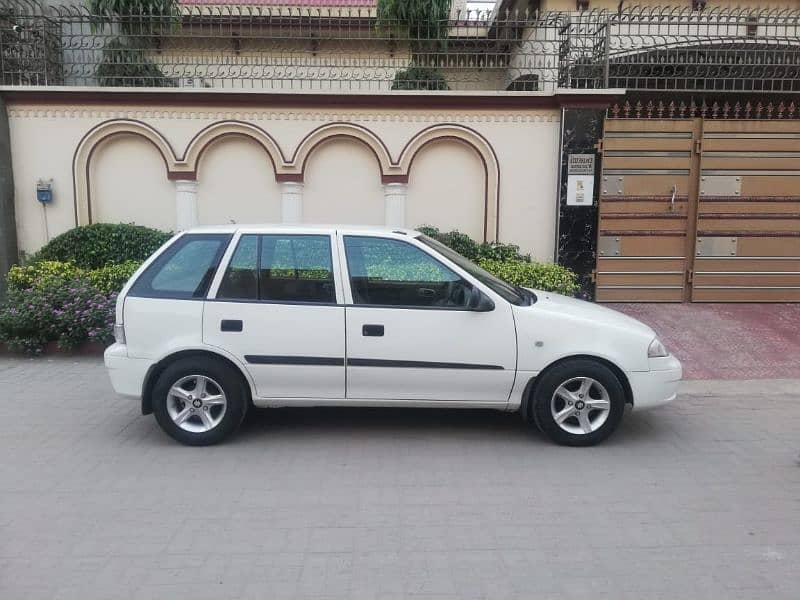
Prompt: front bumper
<box><xmin>627</xmin><ymin>354</ymin><xmax>682</xmax><ymax>410</ymax></box>
<box><xmin>104</xmin><ymin>343</ymin><xmax>152</xmax><ymax>399</ymax></box>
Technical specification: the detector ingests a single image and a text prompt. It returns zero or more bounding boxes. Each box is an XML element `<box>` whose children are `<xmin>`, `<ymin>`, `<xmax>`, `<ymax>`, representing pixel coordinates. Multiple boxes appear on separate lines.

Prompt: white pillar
<box><xmin>175</xmin><ymin>180</ymin><xmax>198</xmax><ymax>231</ymax></box>
<box><xmin>281</xmin><ymin>181</ymin><xmax>303</xmax><ymax>224</ymax></box>
<box><xmin>384</xmin><ymin>182</ymin><xmax>407</xmax><ymax>228</ymax></box>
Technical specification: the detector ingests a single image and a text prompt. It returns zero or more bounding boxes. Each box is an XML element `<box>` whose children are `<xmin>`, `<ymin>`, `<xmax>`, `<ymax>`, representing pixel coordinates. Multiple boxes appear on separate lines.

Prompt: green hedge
<box><xmin>417</xmin><ymin>226</ymin><xmax>579</xmax><ymax>296</ymax></box>
<box><xmin>0</xmin><ymin>223</ymin><xmax>165</xmax><ymax>354</ymax></box>
<box><xmin>1</xmin><ymin>260</ymin><xmax>141</xmax><ymax>354</ymax></box>
<box><xmin>35</xmin><ymin>223</ymin><xmax>171</xmax><ymax>269</ymax></box>
<box><xmin>0</xmin><ymin>272</ymin><xmax>117</xmax><ymax>354</ymax></box>
<box><xmin>5</xmin><ymin>261</ymin><xmax>83</xmax><ymax>290</ymax></box>
<box><xmin>7</xmin><ymin>260</ymin><xmax>141</xmax><ymax>296</ymax></box>
<box><xmin>416</xmin><ymin>226</ymin><xmax>528</xmax><ymax>262</ymax></box>
<box><xmin>391</xmin><ymin>66</ymin><xmax>450</xmax><ymax>91</ymax></box>
<box><xmin>478</xmin><ymin>259</ymin><xmax>578</xmax><ymax>296</ymax></box>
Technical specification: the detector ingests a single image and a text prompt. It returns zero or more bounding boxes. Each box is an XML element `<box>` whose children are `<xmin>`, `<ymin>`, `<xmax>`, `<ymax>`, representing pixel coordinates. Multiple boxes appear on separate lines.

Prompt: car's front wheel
<box><xmin>152</xmin><ymin>357</ymin><xmax>248</xmax><ymax>446</ymax></box>
<box><xmin>531</xmin><ymin>359</ymin><xmax>626</xmax><ymax>446</ymax></box>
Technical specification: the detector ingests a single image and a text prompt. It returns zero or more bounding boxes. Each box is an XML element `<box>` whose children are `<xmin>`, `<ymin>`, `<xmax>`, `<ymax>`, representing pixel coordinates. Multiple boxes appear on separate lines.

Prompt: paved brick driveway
<box><xmin>1</xmin><ymin>356</ymin><xmax>799</xmax><ymax>599</ymax></box>
<box><xmin>611</xmin><ymin>303</ymin><xmax>800</xmax><ymax>380</ymax></box>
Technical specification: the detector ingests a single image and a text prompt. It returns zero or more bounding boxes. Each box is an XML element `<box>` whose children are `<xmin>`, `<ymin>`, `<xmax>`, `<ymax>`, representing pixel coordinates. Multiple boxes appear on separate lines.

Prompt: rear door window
<box><xmin>129</xmin><ymin>234</ymin><xmax>231</xmax><ymax>299</ymax></box>
<box><xmin>217</xmin><ymin>234</ymin><xmax>336</xmax><ymax>304</ymax></box>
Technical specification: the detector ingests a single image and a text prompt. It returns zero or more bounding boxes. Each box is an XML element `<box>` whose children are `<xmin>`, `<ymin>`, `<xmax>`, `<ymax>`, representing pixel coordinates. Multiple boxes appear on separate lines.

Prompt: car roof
<box><xmin>183</xmin><ymin>224</ymin><xmax>421</xmax><ymax>237</ymax></box>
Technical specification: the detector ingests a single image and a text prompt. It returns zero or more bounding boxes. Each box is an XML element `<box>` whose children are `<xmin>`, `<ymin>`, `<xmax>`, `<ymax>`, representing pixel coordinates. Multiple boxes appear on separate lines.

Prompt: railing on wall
<box><xmin>605</xmin><ymin>7</ymin><xmax>800</xmax><ymax>93</ymax></box>
<box><xmin>0</xmin><ymin>2</ymin><xmax>799</xmax><ymax>92</ymax></box>
<box><xmin>609</xmin><ymin>97</ymin><xmax>800</xmax><ymax>120</ymax></box>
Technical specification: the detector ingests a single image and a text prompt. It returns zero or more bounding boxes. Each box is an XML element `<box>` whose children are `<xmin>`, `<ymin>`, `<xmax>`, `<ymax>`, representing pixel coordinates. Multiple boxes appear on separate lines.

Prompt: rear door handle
<box><xmin>220</xmin><ymin>319</ymin><xmax>243</xmax><ymax>332</ymax></box>
<box><xmin>362</xmin><ymin>324</ymin><xmax>384</xmax><ymax>337</ymax></box>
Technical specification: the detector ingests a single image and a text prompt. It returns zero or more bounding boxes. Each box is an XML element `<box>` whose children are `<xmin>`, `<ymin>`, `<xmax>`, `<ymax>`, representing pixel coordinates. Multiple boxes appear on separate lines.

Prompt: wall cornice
<box><xmin>0</xmin><ymin>86</ymin><xmax>623</xmax><ymax>112</ymax></box>
<box><xmin>7</xmin><ymin>107</ymin><xmax>561</xmax><ymax>124</ymax></box>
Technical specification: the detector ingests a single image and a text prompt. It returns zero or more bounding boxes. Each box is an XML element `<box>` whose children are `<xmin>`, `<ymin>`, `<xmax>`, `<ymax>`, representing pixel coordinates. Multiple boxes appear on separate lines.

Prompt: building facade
<box><xmin>1</xmin><ymin>0</ymin><xmax>799</xmax><ymax>301</ymax></box>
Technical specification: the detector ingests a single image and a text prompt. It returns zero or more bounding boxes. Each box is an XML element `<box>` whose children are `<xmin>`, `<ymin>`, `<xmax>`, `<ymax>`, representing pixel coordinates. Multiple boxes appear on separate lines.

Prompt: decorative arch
<box><xmin>398</xmin><ymin>124</ymin><xmax>500</xmax><ymax>242</ymax></box>
<box><xmin>288</xmin><ymin>122</ymin><xmax>396</xmax><ymax>182</ymax></box>
<box><xmin>73</xmin><ymin>119</ymin><xmax>179</xmax><ymax>225</ymax></box>
<box><xmin>182</xmin><ymin>120</ymin><xmax>286</xmax><ymax>180</ymax></box>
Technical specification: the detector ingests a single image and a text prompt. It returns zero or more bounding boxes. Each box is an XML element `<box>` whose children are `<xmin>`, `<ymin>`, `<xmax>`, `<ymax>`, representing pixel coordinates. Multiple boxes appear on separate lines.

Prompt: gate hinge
<box><xmin>694</xmin><ymin>139</ymin><xmax>702</xmax><ymax>154</ymax></box>
<box><xmin>594</xmin><ymin>139</ymin><xmax>604</xmax><ymax>154</ymax></box>
<box><xmin>686</xmin><ymin>269</ymin><xmax>694</xmax><ymax>284</ymax></box>
<box><xmin>590</xmin><ymin>269</ymin><xmax>597</xmax><ymax>283</ymax></box>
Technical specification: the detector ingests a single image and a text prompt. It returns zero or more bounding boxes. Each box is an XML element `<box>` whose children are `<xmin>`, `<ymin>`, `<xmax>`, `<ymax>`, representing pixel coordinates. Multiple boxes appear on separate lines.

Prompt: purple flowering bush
<box><xmin>1</xmin><ymin>223</ymin><xmax>165</xmax><ymax>355</ymax></box>
<box><xmin>0</xmin><ymin>274</ymin><xmax>118</xmax><ymax>355</ymax></box>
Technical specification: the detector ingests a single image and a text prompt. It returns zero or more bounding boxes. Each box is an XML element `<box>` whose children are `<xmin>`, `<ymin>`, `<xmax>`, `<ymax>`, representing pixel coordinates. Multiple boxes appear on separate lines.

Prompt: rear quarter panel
<box><xmin>123</xmin><ymin>297</ymin><xmax>205</xmax><ymax>360</ymax></box>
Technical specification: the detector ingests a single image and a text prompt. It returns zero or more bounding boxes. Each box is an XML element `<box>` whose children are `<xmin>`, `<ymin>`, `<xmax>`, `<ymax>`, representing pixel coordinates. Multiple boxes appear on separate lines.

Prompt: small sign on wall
<box><xmin>566</xmin><ymin>154</ymin><xmax>595</xmax><ymax>207</ymax></box>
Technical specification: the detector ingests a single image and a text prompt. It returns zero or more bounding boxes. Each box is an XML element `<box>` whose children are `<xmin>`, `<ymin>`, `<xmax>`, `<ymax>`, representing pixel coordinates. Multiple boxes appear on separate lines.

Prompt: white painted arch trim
<box><xmin>73</xmin><ymin>120</ymin><xmax>501</xmax><ymax>240</ymax></box>
<box><xmin>72</xmin><ymin>119</ymin><xmax>179</xmax><ymax>226</ymax></box>
<box><xmin>183</xmin><ymin>120</ymin><xmax>286</xmax><ymax>177</ymax></box>
<box><xmin>397</xmin><ymin>124</ymin><xmax>500</xmax><ymax>242</ymax></box>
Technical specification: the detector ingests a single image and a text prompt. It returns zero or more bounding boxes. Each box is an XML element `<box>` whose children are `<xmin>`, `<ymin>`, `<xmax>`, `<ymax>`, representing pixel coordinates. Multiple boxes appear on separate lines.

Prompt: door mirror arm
<box><xmin>468</xmin><ymin>286</ymin><xmax>495</xmax><ymax>312</ymax></box>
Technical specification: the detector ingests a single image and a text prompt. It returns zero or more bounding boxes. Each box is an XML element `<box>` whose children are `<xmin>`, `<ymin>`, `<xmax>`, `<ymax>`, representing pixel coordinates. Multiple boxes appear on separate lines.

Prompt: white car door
<box><xmin>340</xmin><ymin>233</ymin><xmax>517</xmax><ymax>403</ymax></box>
<box><xmin>204</xmin><ymin>231</ymin><xmax>345</xmax><ymax>399</ymax></box>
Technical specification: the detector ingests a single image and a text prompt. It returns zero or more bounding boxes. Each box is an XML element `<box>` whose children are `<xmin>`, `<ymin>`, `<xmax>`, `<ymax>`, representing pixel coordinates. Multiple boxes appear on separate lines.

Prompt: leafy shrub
<box><xmin>7</xmin><ymin>260</ymin><xmax>139</xmax><ymax>295</ymax></box>
<box><xmin>55</xmin><ymin>284</ymin><xmax>117</xmax><ymax>350</ymax></box>
<box><xmin>391</xmin><ymin>66</ymin><xmax>450</xmax><ymax>91</ymax></box>
<box><xmin>416</xmin><ymin>226</ymin><xmax>579</xmax><ymax>296</ymax></box>
<box><xmin>35</xmin><ymin>223</ymin><xmax>171</xmax><ymax>269</ymax></box>
<box><xmin>6</xmin><ymin>261</ymin><xmax>83</xmax><ymax>291</ymax></box>
<box><xmin>97</xmin><ymin>39</ymin><xmax>177</xmax><ymax>88</ymax></box>
<box><xmin>416</xmin><ymin>226</ymin><xmax>528</xmax><ymax>262</ymax></box>
<box><xmin>1</xmin><ymin>256</ymin><xmax>140</xmax><ymax>354</ymax></box>
<box><xmin>0</xmin><ymin>274</ymin><xmax>116</xmax><ymax>354</ymax></box>
<box><xmin>377</xmin><ymin>0</ymin><xmax>452</xmax><ymax>39</ymax></box>
<box><xmin>479</xmin><ymin>259</ymin><xmax>579</xmax><ymax>296</ymax></box>
<box><xmin>85</xmin><ymin>261</ymin><xmax>141</xmax><ymax>294</ymax></box>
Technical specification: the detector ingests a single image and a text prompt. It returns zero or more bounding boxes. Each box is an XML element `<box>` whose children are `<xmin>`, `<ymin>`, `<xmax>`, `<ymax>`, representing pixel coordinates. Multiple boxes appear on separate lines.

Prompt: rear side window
<box><xmin>217</xmin><ymin>234</ymin><xmax>336</xmax><ymax>304</ymax></box>
<box><xmin>129</xmin><ymin>234</ymin><xmax>231</xmax><ymax>299</ymax></box>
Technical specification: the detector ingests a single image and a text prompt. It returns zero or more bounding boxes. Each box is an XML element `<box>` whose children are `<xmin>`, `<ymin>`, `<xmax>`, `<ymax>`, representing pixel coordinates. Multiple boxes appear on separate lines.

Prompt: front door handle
<box><xmin>362</xmin><ymin>324</ymin><xmax>384</xmax><ymax>337</ymax></box>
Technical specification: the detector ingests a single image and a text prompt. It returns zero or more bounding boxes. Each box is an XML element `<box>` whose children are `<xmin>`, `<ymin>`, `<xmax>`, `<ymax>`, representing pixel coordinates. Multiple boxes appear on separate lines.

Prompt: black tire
<box><xmin>152</xmin><ymin>357</ymin><xmax>248</xmax><ymax>446</ymax></box>
<box><xmin>530</xmin><ymin>359</ymin><xmax>626</xmax><ymax>447</ymax></box>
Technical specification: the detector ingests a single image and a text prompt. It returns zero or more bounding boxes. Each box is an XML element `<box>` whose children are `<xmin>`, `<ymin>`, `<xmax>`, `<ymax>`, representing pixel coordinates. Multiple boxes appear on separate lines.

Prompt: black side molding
<box><xmin>241</xmin><ymin>356</ymin><xmax>503</xmax><ymax>370</ymax></box>
<box><xmin>347</xmin><ymin>358</ymin><xmax>503</xmax><ymax>370</ymax></box>
<box><xmin>244</xmin><ymin>355</ymin><xmax>344</xmax><ymax>366</ymax></box>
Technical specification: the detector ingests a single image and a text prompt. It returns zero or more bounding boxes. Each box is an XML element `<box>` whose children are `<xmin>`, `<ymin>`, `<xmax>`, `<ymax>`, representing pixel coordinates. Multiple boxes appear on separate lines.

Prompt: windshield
<box><xmin>418</xmin><ymin>235</ymin><xmax>532</xmax><ymax>306</ymax></box>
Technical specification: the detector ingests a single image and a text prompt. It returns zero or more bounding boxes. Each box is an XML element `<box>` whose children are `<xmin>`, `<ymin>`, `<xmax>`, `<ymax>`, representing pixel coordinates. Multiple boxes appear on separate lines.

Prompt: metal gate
<box><xmin>595</xmin><ymin>106</ymin><xmax>800</xmax><ymax>302</ymax></box>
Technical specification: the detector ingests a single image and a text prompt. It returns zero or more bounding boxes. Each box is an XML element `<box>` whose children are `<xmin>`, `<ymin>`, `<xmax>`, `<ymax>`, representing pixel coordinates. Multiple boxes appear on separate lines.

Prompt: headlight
<box><xmin>648</xmin><ymin>337</ymin><xmax>668</xmax><ymax>358</ymax></box>
<box><xmin>113</xmin><ymin>323</ymin><xmax>126</xmax><ymax>344</ymax></box>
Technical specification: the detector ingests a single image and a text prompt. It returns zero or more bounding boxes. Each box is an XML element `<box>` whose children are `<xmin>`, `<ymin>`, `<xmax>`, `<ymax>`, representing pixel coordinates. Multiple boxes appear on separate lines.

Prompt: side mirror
<box><xmin>468</xmin><ymin>286</ymin><xmax>495</xmax><ymax>312</ymax></box>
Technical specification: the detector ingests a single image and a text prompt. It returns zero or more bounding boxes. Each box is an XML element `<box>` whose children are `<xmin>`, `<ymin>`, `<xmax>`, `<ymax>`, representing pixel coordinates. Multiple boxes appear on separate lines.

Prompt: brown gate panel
<box><xmin>595</xmin><ymin>120</ymin><xmax>695</xmax><ymax>302</ymax></box>
<box><xmin>692</xmin><ymin>121</ymin><xmax>800</xmax><ymax>302</ymax></box>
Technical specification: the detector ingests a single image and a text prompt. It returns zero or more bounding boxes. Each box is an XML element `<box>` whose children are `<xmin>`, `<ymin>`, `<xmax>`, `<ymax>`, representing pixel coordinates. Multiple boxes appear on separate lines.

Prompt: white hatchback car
<box><xmin>105</xmin><ymin>225</ymin><xmax>681</xmax><ymax>446</ymax></box>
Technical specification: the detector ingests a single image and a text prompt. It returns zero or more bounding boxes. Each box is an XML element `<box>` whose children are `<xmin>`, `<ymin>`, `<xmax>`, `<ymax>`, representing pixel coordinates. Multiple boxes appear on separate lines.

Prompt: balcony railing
<box><xmin>1</xmin><ymin>2</ymin><xmax>798</xmax><ymax>93</ymax></box>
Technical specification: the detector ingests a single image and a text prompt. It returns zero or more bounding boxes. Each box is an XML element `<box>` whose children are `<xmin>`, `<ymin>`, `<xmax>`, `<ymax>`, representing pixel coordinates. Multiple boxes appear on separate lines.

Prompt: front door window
<box><xmin>343</xmin><ymin>236</ymin><xmax>472</xmax><ymax>308</ymax></box>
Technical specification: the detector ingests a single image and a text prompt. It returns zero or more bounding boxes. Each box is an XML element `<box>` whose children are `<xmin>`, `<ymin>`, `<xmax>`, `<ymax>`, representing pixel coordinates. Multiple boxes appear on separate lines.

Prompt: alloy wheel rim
<box><xmin>166</xmin><ymin>375</ymin><xmax>227</xmax><ymax>433</ymax></box>
<box><xmin>550</xmin><ymin>377</ymin><xmax>611</xmax><ymax>435</ymax></box>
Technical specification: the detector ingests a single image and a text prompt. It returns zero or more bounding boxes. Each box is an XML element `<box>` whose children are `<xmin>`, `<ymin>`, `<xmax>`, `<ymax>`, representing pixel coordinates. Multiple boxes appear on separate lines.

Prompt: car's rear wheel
<box><xmin>152</xmin><ymin>357</ymin><xmax>248</xmax><ymax>446</ymax></box>
<box><xmin>530</xmin><ymin>359</ymin><xmax>625</xmax><ymax>446</ymax></box>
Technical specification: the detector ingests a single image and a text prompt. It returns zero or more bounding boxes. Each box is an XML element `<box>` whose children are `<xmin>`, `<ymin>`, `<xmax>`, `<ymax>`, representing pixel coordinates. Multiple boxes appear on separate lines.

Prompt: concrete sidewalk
<box><xmin>1</xmin><ymin>356</ymin><xmax>799</xmax><ymax>600</ymax></box>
